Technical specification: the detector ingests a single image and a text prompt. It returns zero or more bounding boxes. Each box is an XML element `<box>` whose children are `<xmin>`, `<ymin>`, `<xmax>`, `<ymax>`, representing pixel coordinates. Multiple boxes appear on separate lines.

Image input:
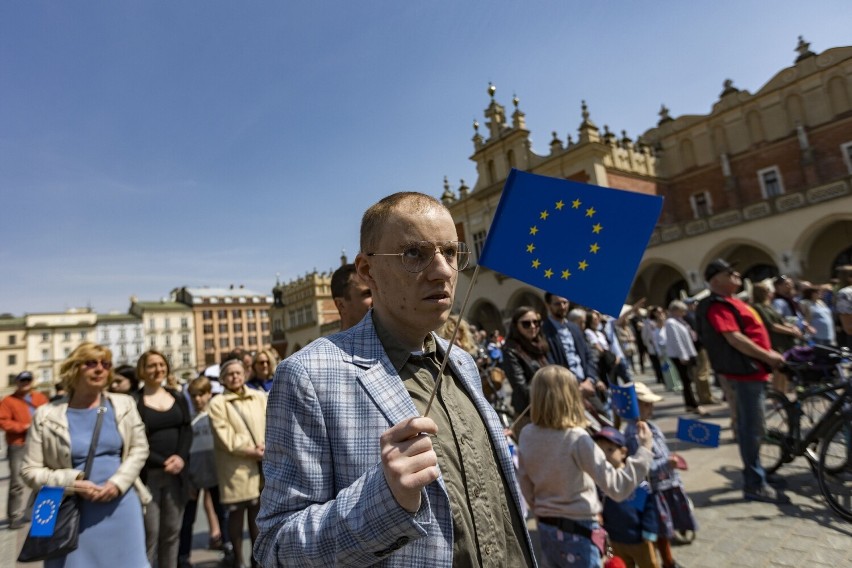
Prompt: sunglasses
<box><xmin>17</xmin><ymin>377</ymin><xmax>33</xmax><ymax>383</ymax></box>
<box><xmin>83</xmin><ymin>360</ymin><xmax>113</xmax><ymax>370</ymax></box>
<box><xmin>519</xmin><ymin>319</ymin><xmax>542</xmax><ymax>329</ymax></box>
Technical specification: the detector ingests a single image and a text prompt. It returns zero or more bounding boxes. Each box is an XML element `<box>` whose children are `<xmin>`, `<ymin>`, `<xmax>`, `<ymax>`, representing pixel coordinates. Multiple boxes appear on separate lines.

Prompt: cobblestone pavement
<box><xmin>3</xmin><ymin>371</ymin><xmax>850</xmax><ymax>567</ymax></box>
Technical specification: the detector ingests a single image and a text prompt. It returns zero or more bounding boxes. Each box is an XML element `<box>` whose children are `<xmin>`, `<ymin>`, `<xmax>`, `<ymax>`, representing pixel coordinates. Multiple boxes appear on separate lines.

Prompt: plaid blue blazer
<box><xmin>254</xmin><ymin>311</ymin><xmax>535</xmax><ymax>567</ymax></box>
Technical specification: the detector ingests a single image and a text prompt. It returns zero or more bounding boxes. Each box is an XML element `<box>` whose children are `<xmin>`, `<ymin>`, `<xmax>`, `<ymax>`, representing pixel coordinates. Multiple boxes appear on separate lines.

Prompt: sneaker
<box><xmin>744</xmin><ymin>484</ymin><xmax>790</xmax><ymax>504</ymax></box>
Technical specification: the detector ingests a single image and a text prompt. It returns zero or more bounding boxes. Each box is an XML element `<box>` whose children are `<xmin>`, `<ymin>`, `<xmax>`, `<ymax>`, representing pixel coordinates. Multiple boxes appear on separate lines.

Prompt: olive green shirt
<box><xmin>374</xmin><ymin>315</ymin><xmax>532</xmax><ymax>568</ymax></box>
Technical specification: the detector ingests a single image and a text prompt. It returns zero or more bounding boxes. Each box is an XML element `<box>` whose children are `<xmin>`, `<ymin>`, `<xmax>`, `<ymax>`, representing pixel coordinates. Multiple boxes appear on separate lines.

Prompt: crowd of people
<box><xmin>3</xmin><ymin>183</ymin><xmax>851</xmax><ymax>568</ymax></box>
<box><xmin>1</xmin><ymin>343</ymin><xmax>277</xmax><ymax>568</ymax></box>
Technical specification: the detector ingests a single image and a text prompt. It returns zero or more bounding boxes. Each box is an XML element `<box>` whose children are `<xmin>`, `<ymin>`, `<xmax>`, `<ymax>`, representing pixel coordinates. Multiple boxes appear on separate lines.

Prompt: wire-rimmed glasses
<box><xmin>366</xmin><ymin>240</ymin><xmax>471</xmax><ymax>273</ymax></box>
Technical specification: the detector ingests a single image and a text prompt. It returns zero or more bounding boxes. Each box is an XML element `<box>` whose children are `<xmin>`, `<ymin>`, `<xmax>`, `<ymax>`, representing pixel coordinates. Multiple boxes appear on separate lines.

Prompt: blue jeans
<box><xmin>731</xmin><ymin>379</ymin><xmax>768</xmax><ymax>492</ymax></box>
<box><xmin>538</xmin><ymin>520</ymin><xmax>601</xmax><ymax>568</ymax></box>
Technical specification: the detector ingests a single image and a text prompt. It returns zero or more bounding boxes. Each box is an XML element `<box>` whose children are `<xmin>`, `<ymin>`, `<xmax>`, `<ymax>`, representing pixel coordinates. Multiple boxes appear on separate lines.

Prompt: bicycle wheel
<box><xmin>817</xmin><ymin>416</ymin><xmax>852</xmax><ymax>522</ymax></box>
<box><xmin>799</xmin><ymin>390</ymin><xmax>837</xmax><ymax>434</ymax></box>
<box><xmin>760</xmin><ymin>390</ymin><xmax>790</xmax><ymax>474</ymax></box>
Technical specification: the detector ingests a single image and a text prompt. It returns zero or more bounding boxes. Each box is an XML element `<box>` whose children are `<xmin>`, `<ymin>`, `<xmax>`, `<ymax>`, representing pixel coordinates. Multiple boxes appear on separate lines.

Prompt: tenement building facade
<box><xmin>441</xmin><ymin>39</ymin><xmax>852</xmax><ymax>329</ymax></box>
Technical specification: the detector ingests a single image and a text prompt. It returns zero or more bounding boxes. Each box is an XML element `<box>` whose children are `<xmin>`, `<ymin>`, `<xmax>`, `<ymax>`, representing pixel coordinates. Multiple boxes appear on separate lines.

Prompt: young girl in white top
<box><xmin>518</xmin><ymin>365</ymin><xmax>654</xmax><ymax>567</ymax></box>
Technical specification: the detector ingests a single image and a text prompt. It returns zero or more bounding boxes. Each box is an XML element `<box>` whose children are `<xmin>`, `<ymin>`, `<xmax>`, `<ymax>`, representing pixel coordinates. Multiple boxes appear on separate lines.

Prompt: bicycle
<box><xmin>760</xmin><ymin>345</ymin><xmax>845</xmax><ymax>474</ymax></box>
<box><xmin>759</xmin><ymin>344</ymin><xmax>852</xmax><ymax>521</ymax></box>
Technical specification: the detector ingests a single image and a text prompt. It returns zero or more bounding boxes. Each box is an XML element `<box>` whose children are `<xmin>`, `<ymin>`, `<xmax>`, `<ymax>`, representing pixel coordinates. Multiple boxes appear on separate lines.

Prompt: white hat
<box><xmin>633</xmin><ymin>381</ymin><xmax>663</xmax><ymax>403</ymax></box>
<box><xmin>203</xmin><ymin>364</ymin><xmax>220</xmax><ymax>379</ymax></box>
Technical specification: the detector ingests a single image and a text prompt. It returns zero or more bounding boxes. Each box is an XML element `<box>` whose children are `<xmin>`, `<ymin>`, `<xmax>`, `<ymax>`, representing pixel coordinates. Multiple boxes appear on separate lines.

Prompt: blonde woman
<box><xmin>247</xmin><ymin>348</ymin><xmax>280</xmax><ymax>393</ymax></box>
<box><xmin>208</xmin><ymin>358</ymin><xmax>267</xmax><ymax>568</ymax></box>
<box><xmin>22</xmin><ymin>342</ymin><xmax>149</xmax><ymax>567</ymax></box>
<box><xmin>517</xmin><ymin>365</ymin><xmax>653</xmax><ymax>568</ymax></box>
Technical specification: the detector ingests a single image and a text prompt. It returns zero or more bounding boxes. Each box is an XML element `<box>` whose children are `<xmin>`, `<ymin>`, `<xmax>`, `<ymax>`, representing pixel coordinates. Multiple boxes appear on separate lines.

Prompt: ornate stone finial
<box><xmin>567</xmin><ymin>134</ymin><xmax>574</xmax><ymax>147</ymax></box>
<box><xmin>440</xmin><ymin>177</ymin><xmax>457</xmax><ymax>205</ymax></box>
<box><xmin>658</xmin><ymin>104</ymin><xmax>673</xmax><ymax>125</ymax></box>
<box><xmin>488</xmin><ymin>82</ymin><xmax>496</xmax><ymax>100</ymax></box>
<box><xmin>340</xmin><ymin>250</ymin><xmax>347</xmax><ymax>266</ymax></box>
<box><xmin>472</xmin><ymin>119</ymin><xmax>484</xmax><ymax>149</ymax></box>
<box><xmin>795</xmin><ymin>35</ymin><xmax>816</xmax><ymax>63</ymax></box>
<box><xmin>550</xmin><ymin>131</ymin><xmax>564</xmax><ymax>154</ymax></box>
<box><xmin>621</xmin><ymin>130</ymin><xmax>633</xmax><ymax>149</ymax></box>
<box><xmin>577</xmin><ymin>100</ymin><xmax>599</xmax><ymax>143</ymax></box>
<box><xmin>720</xmin><ymin>79</ymin><xmax>739</xmax><ymax>97</ymax></box>
<box><xmin>511</xmin><ymin>93</ymin><xmax>526</xmax><ymax>129</ymax></box>
<box><xmin>473</xmin><ymin>119</ymin><xmax>479</xmax><ymax>133</ymax></box>
<box><xmin>458</xmin><ymin>179</ymin><xmax>470</xmax><ymax>198</ymax></box>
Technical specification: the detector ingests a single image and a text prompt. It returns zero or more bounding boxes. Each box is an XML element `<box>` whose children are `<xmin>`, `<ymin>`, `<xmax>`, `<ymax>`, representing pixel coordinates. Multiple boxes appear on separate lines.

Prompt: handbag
<box><xmin>18</xmin><ymin>404</ymin><xmax>107</xmax><ymax>563</ymax></box>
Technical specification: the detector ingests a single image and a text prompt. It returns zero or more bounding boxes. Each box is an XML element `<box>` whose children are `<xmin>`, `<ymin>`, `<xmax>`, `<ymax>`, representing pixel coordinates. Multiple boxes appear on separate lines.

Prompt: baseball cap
<box><xmin>634</xmin><ymin>381</ymin><xmax>663</xmax><ymax>403</ymax></box>
<box><xmin>15</xmin><ymin>371</ymin><xmax>34</xmax><ymax>382</ymax></box>
<box><xmin>592</xmin><ymin>426</ymin><xmax>626</xmax><ymax>447</ymax></box>
<box><xmin>704</xmin><ymin>258</ymin><xmax>737</xmax><ymax>281</ymax></box>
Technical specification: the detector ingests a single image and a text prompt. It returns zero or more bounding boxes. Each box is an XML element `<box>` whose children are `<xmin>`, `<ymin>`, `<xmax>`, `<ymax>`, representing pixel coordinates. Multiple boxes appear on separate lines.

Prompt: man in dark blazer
<box><xmin>540</xmin><ymin>293</ymin><xmax>600</xmax><ymax>399</ymax></box>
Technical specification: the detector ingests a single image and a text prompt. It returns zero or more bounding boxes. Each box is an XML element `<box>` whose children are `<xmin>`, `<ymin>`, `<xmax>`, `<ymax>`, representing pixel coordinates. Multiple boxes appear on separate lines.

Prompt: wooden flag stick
<box><xmin>508</xmin><ymin>404</ymin><xmax>531</xmax><ymax>431</ymax></box>
<box><xmin>424</xmin><ymin>264</ymin><xmax>482</xmax><ymax>418</ymax></box>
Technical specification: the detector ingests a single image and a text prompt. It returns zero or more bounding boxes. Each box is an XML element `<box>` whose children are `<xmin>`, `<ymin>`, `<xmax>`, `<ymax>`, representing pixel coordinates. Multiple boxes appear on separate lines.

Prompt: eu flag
<box><xmin>29</xmin><ymin>486</ymin><xmax>65</xmax><ymax>537</ymax></box>
<box><xmin>477</xmin><ymin>169</ymin><xmax>663</xmax><ymax>317</ymax></box>
<box><xmin>610</xmin><ymin>383</ymin><xmax>640</xmax><ymax>420</ymax></box>
<box><xmin>676</xmin><ymin>417</ymin><xmax>721</xmax><ymax>448</ymax></box>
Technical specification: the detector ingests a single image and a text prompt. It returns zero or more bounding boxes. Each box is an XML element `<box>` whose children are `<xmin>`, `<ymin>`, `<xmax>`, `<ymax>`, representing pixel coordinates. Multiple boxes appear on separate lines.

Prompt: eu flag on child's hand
<box><xmin>676</xmin><ymin>417</ymin><xmax>721</xmax><ymax>448</ymax></box>
<box><xmin>477</xmin><ymin>169</ymin><xmax>663</xmax><ymax>317</ymax></box>
<box><xmin>610</xmin><ymin>383</ymin><xmax>640</xmax><ymax>420</ymax></box>
<box><xmin>29</xmin><ymin>486</ymin><xmax>65</xmax><ymax>537</ymax></box>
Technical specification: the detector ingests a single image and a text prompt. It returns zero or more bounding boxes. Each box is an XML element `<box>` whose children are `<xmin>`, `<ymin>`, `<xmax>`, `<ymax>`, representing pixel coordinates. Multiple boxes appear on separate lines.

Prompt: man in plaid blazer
<box><xmin>255</xmin><ymin>193</ymin><xmax>536</xmax><ymax>567</ymax></box>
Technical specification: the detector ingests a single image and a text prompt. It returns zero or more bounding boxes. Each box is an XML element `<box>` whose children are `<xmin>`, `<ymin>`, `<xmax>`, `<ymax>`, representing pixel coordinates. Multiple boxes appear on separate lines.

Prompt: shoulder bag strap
<box><xmin>227</xmin><ymin>398</ymin><xmax>259</xmax><ymax>447</ymax></box>
<box><xmin>82</xmin><ymin>404</ymin><xmax>108</xmax><ymax>481</ymax></box>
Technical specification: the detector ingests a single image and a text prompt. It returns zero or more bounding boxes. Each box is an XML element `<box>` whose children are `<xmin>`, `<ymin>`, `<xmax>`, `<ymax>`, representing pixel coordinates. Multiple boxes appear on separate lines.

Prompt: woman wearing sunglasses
<box><xmin>21</xmin><ymin>342</ymin><xmax>150</xmax><ymax>567</ymax></box>
<box><xmin>501</xmin><ymin>306</ymin><xmax>552</xmax><ymax>436</ymax></box>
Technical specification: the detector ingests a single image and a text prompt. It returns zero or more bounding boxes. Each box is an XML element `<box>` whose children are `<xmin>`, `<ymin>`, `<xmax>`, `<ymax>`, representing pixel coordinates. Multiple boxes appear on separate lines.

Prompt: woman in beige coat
<box><xmin>208</xmin><ymin>358</ymin><xmax>266</xmax><ymax>568</ymax></box>
<box><xmin>22</xmin><ymin>342</ymin><xmax>150</xmax><ymax>568</ymax></box>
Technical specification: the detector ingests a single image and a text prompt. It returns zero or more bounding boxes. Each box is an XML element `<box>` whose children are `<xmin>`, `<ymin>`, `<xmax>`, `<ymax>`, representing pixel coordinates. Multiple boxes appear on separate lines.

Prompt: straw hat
<box><xmin>633</xmin><ymin>381</ymin><xmax>663</xmax><ymax>403</ymax></box>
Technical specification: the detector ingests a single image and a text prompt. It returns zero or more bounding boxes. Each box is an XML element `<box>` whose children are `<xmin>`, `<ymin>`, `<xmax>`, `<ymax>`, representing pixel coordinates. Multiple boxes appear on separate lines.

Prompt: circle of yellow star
<box><xmin>530</xmin><ymin>226</ymin><xmax>539</xmax><ymax>235</ymax></box>
<box><xmin>544</xmin><ymin>268</ymin><xmax>554</xmax><ymax>279</ymax></box>
<box><xmin>579</xmin><ymin>260</ymin><xmax>589</xmax><ymax>271</ymax></box>
<box><xmin>540</xmin><ymin>210</ymin><xmax>549</xmax><ymax>220</ymax></box>
<box><xmin>526</xmin><ymin>243</ymin><xmax>535</xmax><ymax>253</ymax></box>
<box><xmin>585</xmin><ymin>207</ymin><xmax>596</xmax><ymax>218</ymax></box>
<box><xmin>590</xmin><ymin>243</ymin><xmax>600</xmax><ymax>254</ymax></box>
<box><xmin>555</xmin><ymin>200</ymin><xmax>565</xmax><ymax>210</ymax></box>
<box><xmin>561</xmin><ymin>269</ymin><xmax>571</xmax><ymax>279</ymax></box>
<box><xmin>532</xmin><ymin>259</ymin><xmax>541</xmax><ymax>269</ymax></box>
<box><xmin>572</xmin><ymin>199</ymin><xmax>581</xmax><ymax>209</ymax></box>
<box><xmin>592</xmin><ymin>223</ymin><xmax>603</xmax><ymax>234</ymax></box>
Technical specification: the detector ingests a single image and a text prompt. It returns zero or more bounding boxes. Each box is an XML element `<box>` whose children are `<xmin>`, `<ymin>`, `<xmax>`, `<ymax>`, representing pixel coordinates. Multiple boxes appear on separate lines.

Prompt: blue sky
<box><xmin>1</xmin><ymin>1</ymin><xmax>849</xmax><ymax>315</ymax></box>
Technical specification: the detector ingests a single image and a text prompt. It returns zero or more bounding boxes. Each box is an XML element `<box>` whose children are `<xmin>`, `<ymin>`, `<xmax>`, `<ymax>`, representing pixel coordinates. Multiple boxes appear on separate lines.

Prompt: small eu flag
<box><xmin>610</xmin><ymin>383</ymin><xmax>640</xmax><ymax>420</ymax></box>
<box><xmin>676</xmin><ymin>417</ymin><xmax>721</xmax><ymax>448</ymax></box>
<box><xmin>477</xmin><ymin>169</ymin><xmax>663</xmax><ymax>317</ymax></box>
<box><xmin>30</xmin><ymin>486</ymin><xmax>65</xmax><ymax>537</ymax></box>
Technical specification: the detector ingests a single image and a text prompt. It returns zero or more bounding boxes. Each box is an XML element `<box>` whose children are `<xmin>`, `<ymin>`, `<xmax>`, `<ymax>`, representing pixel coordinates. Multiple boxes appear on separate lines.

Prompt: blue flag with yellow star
<box><xmin>477</xmin><ymin>169</ymin><xmax>663</xmax><ymax>316</ymax></box>
<box><xmin>29</xmin><ymin>486</ymin><xmax>65</xmax><ymax>537</ymax></box>
<box><xmin>676</xmin><ymin>417</ymin><xmax>721</xmax><ymax>448</ymax></box>
<box><xmin>610</xmin><ymin>383</ymin><xmax>640</xmax><ymax>420</ymax></box>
